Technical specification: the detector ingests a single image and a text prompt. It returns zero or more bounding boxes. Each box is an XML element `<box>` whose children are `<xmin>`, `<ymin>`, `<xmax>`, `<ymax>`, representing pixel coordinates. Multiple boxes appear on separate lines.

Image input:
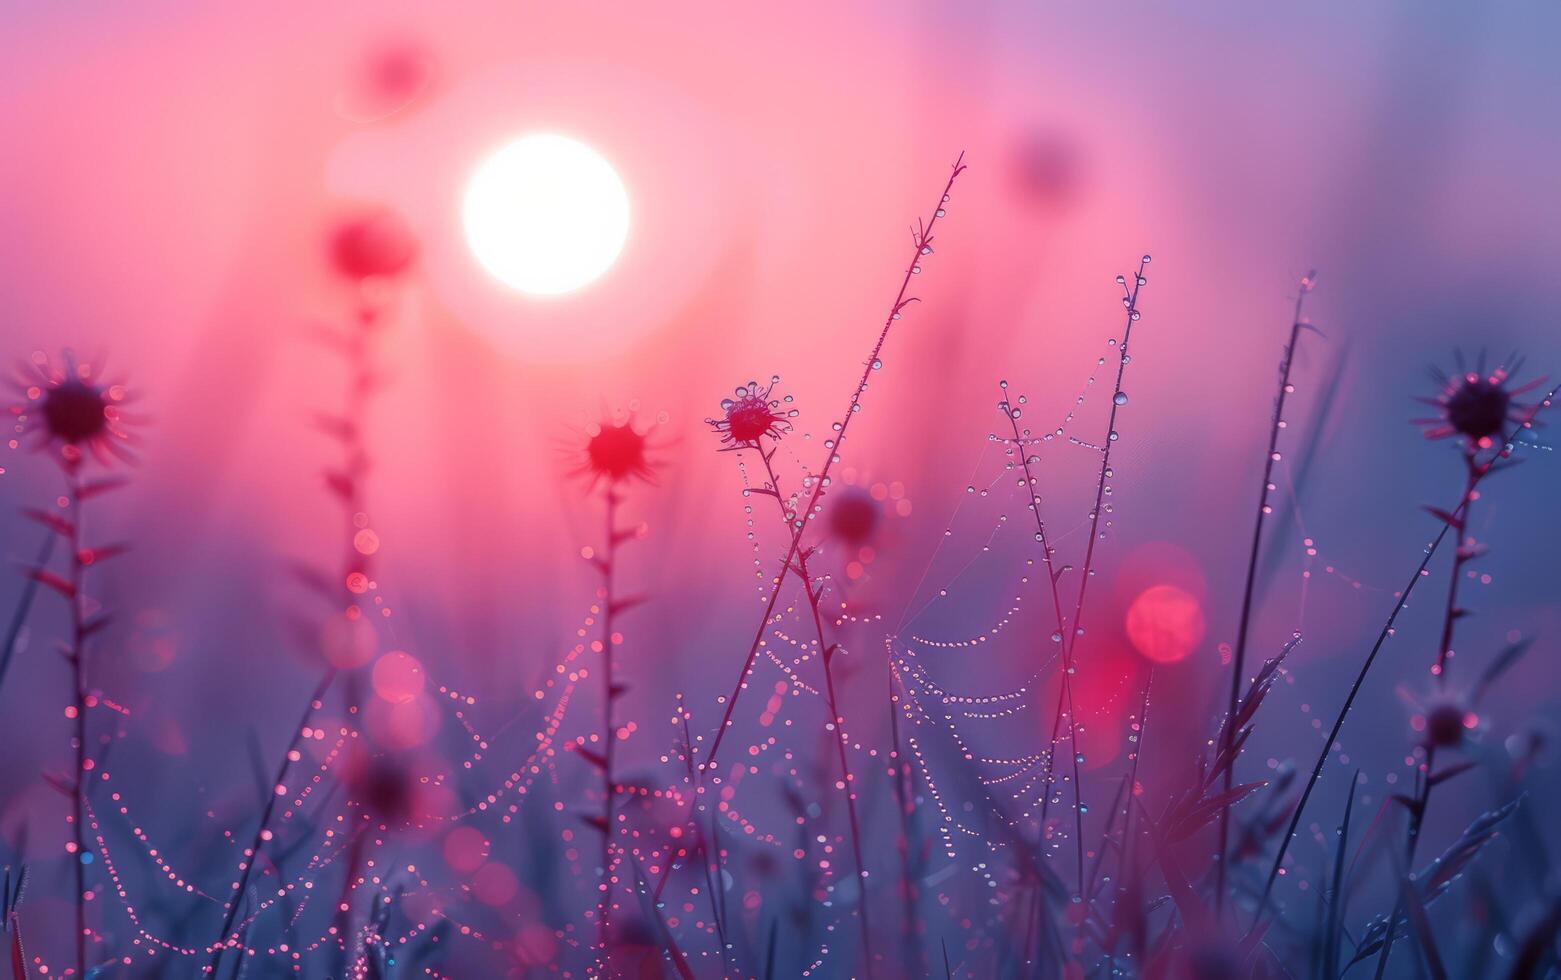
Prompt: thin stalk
<box><xmin>1051</xmin><ymin>256</ymin><xmax>1152</xmax><ymax>893</ymax></box>
<box><xmin>887</xmin><ymin>663</ymin><xmax>921</xmax><ymax>977</ymax></box>
<box><xmin>213</xmin><ymin>295</ymin><xmax>387</xmax><ymax>974</ymax></box>
<box><xmin>1249</xmin><ymin>518</ymin><xmax>1450</xmax><ymax>935</ymax></box>
<box><xmin>1103</xmin><ymin>670</ymin><xmax>1153</xmax><ymax>973</ymax></box>
<box><xmin>1323</xmin><ymin>771</ymin><xmax>1359</xmax><ymax>980</ymax></box>
<box><xmin>1249</xmin><ymin>383</ymin><xmax>1556</xmax><ymax>935</ymax></box>
<box><xmin>332</xmin><ymin>819</ymin><xmax>370</xmax><ymax>970</ymax></box>
<box><xmin>596</xmin><ymin>488</ymin><xmax>622</xmax><ymax>958</ymax></box>
<box><xmin>1216</xmin><ymin>273</ymin><xmax>1314</xmax><ymax>913</ymax></box>
<box><xmin>1373</xmin><ymin>450</ymin><xmax>1479</xmax><ymax>980</ymax></box>
<box><xmin>64</xmin><ymin>466</ymin><xmax>87</xmax><ymax>977</ymax></box>
<box><xmin>705</xmin><ymin>153</ymin><xmax>966</xmax><ymax>770</ymax></box>
<box><xmin>754</xmin><ymin>446</ymin><xmax>874</xmax><ymax>974</ymax></box>
<box><xmin>677</xmin><ymin>704</ymin><xmax>733</xmax><ymax>976</ymax></box>
<box><xmin>1116</xmin><ymin>668</ymin><xmax>1153</xmax><ymax>901</ymax></box>
<box><xmin>997</xmin><ymin>385</ymin><xmax>1078</xmax><ymax>882</ymax></box>
<box><xmin>208</xmin><ymin>667</ymin><xmax>336</xmax><ymax>976</ymax></box>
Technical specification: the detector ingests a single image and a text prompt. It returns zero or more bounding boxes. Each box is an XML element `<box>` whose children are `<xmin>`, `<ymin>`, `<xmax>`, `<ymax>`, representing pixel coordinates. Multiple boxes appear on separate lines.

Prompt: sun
<box><xmin>462</xmin><ymin>133</ymin><xmax>630</xmax><ymax>296</ymax></box>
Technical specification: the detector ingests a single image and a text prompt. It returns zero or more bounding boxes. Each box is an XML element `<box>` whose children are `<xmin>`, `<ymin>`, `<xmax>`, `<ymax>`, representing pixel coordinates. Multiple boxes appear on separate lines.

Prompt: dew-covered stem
<box><xmin>64</xmin><ymin>466</ymin><xmax>88</xmax><ymax>979</ymax></box>
<box><xmin>1215</xmin><ymin>272</ymin><xmax>1315</xmax><ymax>912</ymax></box>
<box><xmin>1053</xmin><ymin>255</ymin><xmax>1151</xmax><ymax>893</ymax></box>
<box><xmin>595</xmin><ymin>487</ymin><xmax>625</xmax><ymax>960</ymax></box>
<box><xmin>887</xmin><ymin>660</ymin><xmax>922</xmax><ymax>976</ymax></box>
<box><xmin>999</xmin><ymin>387</ymin><xmax>1086</xmax><ymax>892</ymax></box>
<box><xmin>754</xmin><ymin>444</ymin><xmax>875</xmax><ymax>974</ymax></box>
<box><xmin>1373</xmin><ymin>447</ymin><xmax>1481</xmax><ymax>980</ymax></box>
<box><xmin>704</xmin><ymin>153</ymin><xmax>966</xmax><ymax>772</ymax></box>
<box><xmin>1251</xmin><ymin>383</ymin><xmax>1558</xmax><ymax>935</ymax></box>
<box><xmin>208</xmin><ymin>667</ymin><xmax>335</xmax><ymax>977</ymax></box>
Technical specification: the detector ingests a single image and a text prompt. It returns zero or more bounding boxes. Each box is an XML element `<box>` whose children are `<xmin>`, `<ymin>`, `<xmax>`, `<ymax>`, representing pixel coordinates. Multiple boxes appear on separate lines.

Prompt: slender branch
<box><xmin>212</xmin><ymin>294</ymin><xmax>386</xmax><ymax>974</ymax></box>
<box><xmin>1215</xmin><ymin>271</ymin><xmax>1315</xmax><ymax>912</ymax></box>
<box><xmin>997</xmin><ymin>385</ymin><xmax>1077</xmax><ymax>881</ymax></box>
<box><xmin>677</xmin><ymin>701</ymin><xmax>733</xmax><ymax>975</ymax></box>
<box><xmin>754</xmin><ymin>446</ymin><xmax>875</xmax><ymax>975</ymax></box>
<box><xmin>1373</xmin><ymin>449</ymin><xmax>1479</xmax><ymax>979</ymax></box>
<box><xmin>1250</xmin><ymin>383</ymin><xmax>1558</xmax><ymax>935</ymax></box>
<box><xmin>704</xmin><ymin>153</ymin><xmax>966</xmax><ymax>770</ymax></box>
<box><xmin>596</xmin><ymin>488</ymin><xmax>622</xmax><ymax>960</ymax></box>
<box><xmin>65</xmin><ymin>465</ymin><xmax>88</xmax><ymax>978</ymax></box>
<box><xmin>1048</xmin><ymin>256</ymin><xmax>1151</xmax><ymax>893</ymax></box>
<box><xmin>887</xmin><ymin>660</ymin><xmax>923</xmax><ymax>977</ymax></box>
<box><xmin>208</xmin><ymin>668</ymin><xmax>336</xmax><ymax>975</ymax></box>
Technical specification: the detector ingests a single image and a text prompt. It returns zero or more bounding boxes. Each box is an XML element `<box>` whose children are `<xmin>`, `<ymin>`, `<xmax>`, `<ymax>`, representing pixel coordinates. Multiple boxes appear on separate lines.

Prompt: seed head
<box><xmin>331</xmin><ymin>208</ymin><xmax>419</xmax><ymax>281</ymax></box>
<box><xmin>1417</xmin><ymin>358</ymin><xmax>1542</xmax><ymax>448</ymax></box>
<box><xmin>583</xmin><ymin>421</ymin><xmax>652</xmax><ymax>485</ymax></box>
<box><xmin>16</xmin><ymin>352</ymin><xmax>135</xmax><ymax>466</ymax></box>
<box><xmin>347</xmin><ymin>750</ymin><xmax>416</xmax><ymax>824</ymax></box>
<box><xmin>707</xmin><ymin>379</ymin><xmax>795</xmax><ymax>449</ymax></box>
<box><xmin>1423</xmin><ymin>698</ymin><xmax>1473</xmax><ymax>749</ymax></box>
<box><xmin>828</xmin><ymin>486</ymin><xmax>880</xmax><ymax>545</ymax></box>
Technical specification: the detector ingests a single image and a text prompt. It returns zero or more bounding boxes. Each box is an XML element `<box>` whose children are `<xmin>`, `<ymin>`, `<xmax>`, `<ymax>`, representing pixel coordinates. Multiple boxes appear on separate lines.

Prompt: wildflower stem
<box><xmin>65</xmin><ymin>466</ymin><xmax>88</xmax><ymax>979</ymax></box>
<box><xmin>999</xmin><ymin>386</ymin><xmax>1082</xmax><ymax>889</ymax></box>
<box><xmin>677</xmin><ymin>702</ymin><xmax>733</xmax><ymax>974</ymax></box>
<box><xmin>755</xmin><ymin>446</ymin><xmax>875</xmax><ymax>975</ymax></box>
<box><xmin>1051</xmin><ymin>255</ymin><xmax>1151</xmax><ymax>894</ymax></box>
<box><xmin>213</xmin><ymin>294</ymin><xmax>385</xmax><ymax>975</ymax></box>
<box><xmin>1215</xmin><ymin>272</ymin><xmax>1315</xmax><ymax>915</ymax></box>
<box><xmin>207</xmin><ymin>667</ymin><xmax>336</xmax><ymax>977</ymax></box>
<box><xmin>886</xmin><ymin>660</ymin><xmax>922</xmax><ymax>976</ymax></box>
<box><xmin>1250</xmin><ymin>383</ymin><xmax>1558</xmax><ymax>937</ymax></box>
<box><xmin>1373</xmin><ymin>448</ymin><xmax>1480</xmax><ymax>980</ymax></box>
<box><xmin>704</xmin><ymin>153</ymin><xmax>966</xmax><ymax>771</ymax></box>
<box><xmin>597</xmin><ymin>488</ymin><xmax>622</xmax><ymax>960</ymax></box>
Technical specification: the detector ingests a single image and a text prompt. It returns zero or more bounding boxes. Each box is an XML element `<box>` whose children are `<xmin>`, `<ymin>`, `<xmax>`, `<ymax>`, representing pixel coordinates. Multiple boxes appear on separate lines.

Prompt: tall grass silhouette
<box><xmin>3</xmin><ymin>166</ymin><xmax>1559</xmax><ymax>980</ymax></box>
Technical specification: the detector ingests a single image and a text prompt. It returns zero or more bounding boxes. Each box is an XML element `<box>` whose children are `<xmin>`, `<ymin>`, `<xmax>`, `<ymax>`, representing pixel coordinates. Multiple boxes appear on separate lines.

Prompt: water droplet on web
<box><xmin>1113</xmin><ymin>392</ymin><xmax>1128</xmax><ymax>406</ymax></box>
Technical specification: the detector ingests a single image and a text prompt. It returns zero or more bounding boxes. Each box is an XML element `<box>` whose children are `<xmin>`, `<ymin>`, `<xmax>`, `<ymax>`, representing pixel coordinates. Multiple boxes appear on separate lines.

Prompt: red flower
<box><xmin>828</xmin><ymin>487</ymin><xmax>880</xmax><ymax>545</ymax></box>
<box><xmin>331</xmin><ymin>208</ymin><xmax>419</xmax><ymax>281</ymax></box>
<box><xmin>581</xmin><ymin>421</ymin><xmax>652</xmax><ymax>485</ymax></box>
<box><xmin>707</xmin><ymin>379</ymin><xmax>795</xmax><ymax>448</ymax></box>
<box><xmin>1416</xmin><ymin>358</ymin><xmax>1544</xmax><ymax>448</ymax></box>
<box><xmin>15</xmin><ymin>352</ymin><xmax>136</xmax><ymax>466</ymax></box>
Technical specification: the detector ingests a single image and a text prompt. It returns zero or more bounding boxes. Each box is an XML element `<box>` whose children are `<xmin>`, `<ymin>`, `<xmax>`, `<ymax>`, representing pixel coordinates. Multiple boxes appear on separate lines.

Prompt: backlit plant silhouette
<box><xmin>3</xmin><ymin>156</ymin><xmax>1560</xmax><ymax>980</ymax></box>
<box><xmin>14</xmin><ymin>351</ymin><xmax>137</xmax><ymax>977</ymax></box>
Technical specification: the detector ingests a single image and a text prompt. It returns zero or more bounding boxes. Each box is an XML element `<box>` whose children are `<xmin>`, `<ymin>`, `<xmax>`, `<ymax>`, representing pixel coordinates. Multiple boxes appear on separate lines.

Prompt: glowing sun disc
<box><xmin>462</xmin><ymin>133</ymin><xmax>630</xmax><ymax>296</ymax></box>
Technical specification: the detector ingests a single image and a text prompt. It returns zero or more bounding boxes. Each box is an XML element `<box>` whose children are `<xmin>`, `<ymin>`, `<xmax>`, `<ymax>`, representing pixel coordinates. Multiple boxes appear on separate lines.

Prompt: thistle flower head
<box><xmin>1422</xmin><ymin>696</ymin><xmax>1476</xmax><ymax>749</ymax></box>
<box><xmin>346</xmin><ymin>748</ymin><xmax>417</xmax><ymax>825</ymax></box>
<box><xmin>1403</xmin><ymin>684</ymin><xmax>1479</xmax><ymax>749</ymax></box>
<box><xmin>331</xmin><ymin>207</ymin><xmax>419</xmax><ymax>281</ymax></box>
<box><xmin>1417</xmin><ymin>357</ymin><xmax>1543</xmax><ymax>449</ymax></box>
<box><xmin>15</xmin><ymin>351</ymin><xmax>135</xmax><ymax>466</ymax></box>
<box><xmin>707</xmin><ymin>378</ymin><xmax>795</xmax><ymax>448</ymax></box>
<box><xmin>582</xmin><ymin>420</ymin><xmax>652</xmax><ymax>485</ymax></box>
<box><xmin>828</xmin><ymin>486</ymin><xmax>880</xmax><ymax>545</ymax></box>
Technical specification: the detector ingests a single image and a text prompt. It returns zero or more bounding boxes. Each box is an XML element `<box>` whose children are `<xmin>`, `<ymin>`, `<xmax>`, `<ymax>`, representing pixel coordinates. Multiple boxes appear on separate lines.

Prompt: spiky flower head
<box><xmin>345</xmin><ymin>747</ymin><xmax>418</xmax><ymax>825</ymax></box>
<box><xmin>1421</xmin><ymin>696</ymin><xmax>1476</xmax><ymax>749</ymax></box>
<box><xmin>828</xmin><ymin>486</ymin><xmax>880</xmax><ymax>545</ymax></box>
<box><xmin>1416</xmin><ymin>357</ymin><xmax>1543</xmax><ymax>449</ymax></box>
<box><xmin>331</xmin><ymin>207</ymin><xmax>419</xmax><ymax>281</ymax></box>
<box><xmin>707</xmin><ymin>378</ymin><xmax>795</xmax><ymax>449</ymax></box>
<box><xmin>15</xmin><ymin>351</ymin><xmax>135</xmax><ymax>467</ymax></box>
<box><xmin>582</xmin><ymin>421</ymin><xmax>652</xmax><ymax>485</ymax></box>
